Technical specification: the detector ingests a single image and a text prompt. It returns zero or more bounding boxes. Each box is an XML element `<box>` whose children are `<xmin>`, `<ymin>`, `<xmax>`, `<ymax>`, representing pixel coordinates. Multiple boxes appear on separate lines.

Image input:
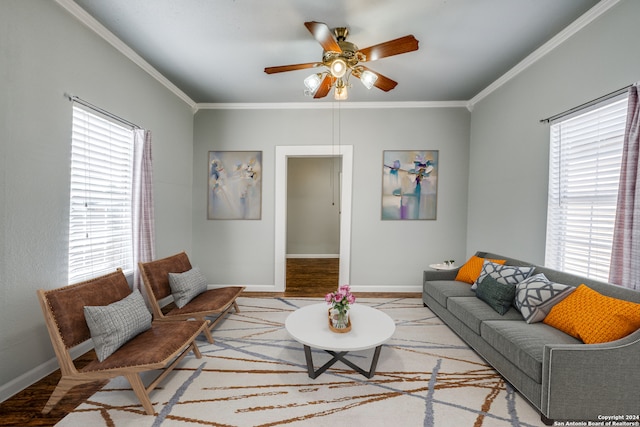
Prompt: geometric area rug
<box><xmin>56</xmin><ymin>297</ymin><xmax>546</xmax><ymax>427</ymax></box>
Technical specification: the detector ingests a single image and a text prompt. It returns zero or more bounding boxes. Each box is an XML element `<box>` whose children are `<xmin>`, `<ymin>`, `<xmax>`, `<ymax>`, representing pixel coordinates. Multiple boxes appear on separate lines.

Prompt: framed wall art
<box><xmin>381</xmin><ymin>150</ymin><xmax>438</xmax><ymax>220</ymax></box>
<box><xmin>208</xmin><ymin>151</ymin><xmax>262</xmax><ymax>220</ymax></box>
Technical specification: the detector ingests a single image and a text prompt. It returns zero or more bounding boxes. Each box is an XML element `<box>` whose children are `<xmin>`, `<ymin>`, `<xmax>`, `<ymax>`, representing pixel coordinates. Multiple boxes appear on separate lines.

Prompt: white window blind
<box><xmin>545</xmin><ymin>95</ymin><xmax>628</xmax><ymax>281</ymax></box>
<box><xmin>68</xmin><ymin>106</ymin><xmax>134</xmax><ymax>283</ymax></box>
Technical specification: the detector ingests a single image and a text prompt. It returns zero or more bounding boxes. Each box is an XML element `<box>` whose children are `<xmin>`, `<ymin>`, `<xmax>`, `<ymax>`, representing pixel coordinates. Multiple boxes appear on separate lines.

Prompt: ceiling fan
<box><xmin>264</xmin><ymin>21</ymin><xmax>419</xmax><ymax>100</ymax></box>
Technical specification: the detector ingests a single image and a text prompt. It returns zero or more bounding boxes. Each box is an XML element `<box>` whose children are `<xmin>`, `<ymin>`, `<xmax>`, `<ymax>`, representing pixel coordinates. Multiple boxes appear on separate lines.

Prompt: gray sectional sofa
<box><xmin>422</xmin><ymin>251</ymin><xmax>640</xmax><ymax>424</ymax></box>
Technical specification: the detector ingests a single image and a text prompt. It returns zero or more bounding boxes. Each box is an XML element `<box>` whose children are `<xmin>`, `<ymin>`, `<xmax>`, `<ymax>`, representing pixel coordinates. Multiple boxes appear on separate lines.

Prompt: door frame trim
<box><xmin>274</xmin><ymin>145</ymin><xmax>353</xmax><ymax>291</ymax></box>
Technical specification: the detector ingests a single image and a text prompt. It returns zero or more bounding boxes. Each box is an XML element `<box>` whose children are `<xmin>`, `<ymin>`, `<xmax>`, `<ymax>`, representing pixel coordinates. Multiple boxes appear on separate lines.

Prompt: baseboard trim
<box><xmin>232</xmin><ymin>284</ymin><xmax>424</xmax><ymax>293</ymax></box>
<box><xmin>350</xmin><ymin>285</ymin><xmax>423</xmax><ymax>293</ymax></box>
<box><xmin>0</xmin><ymin>340</ymin><xmax>94</xmax><ymax>403</ymax></box>
<box><xmin>223</xmin><ymin>284</ymin><xmax>283</xmax><ymax>292</ymax></box>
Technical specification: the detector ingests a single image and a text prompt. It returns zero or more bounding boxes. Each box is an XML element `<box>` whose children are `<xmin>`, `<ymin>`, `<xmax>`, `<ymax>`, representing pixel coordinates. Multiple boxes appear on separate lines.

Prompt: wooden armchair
<box><xmin>138</xmin><ymin>251</ymin><xmax>245</xmax><ymax>343</ymax></box>
<box><xmin>37</xmin><ymin>269</ymin><xmax>208</xmax><ymax>415</ymax></box>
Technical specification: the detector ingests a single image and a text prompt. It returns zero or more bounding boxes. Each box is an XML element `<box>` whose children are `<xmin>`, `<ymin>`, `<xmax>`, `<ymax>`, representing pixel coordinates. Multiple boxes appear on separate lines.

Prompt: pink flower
<box><xmin>326</xmin><ymin>285</ymin><xmax>355</xmax><ymax>311</ymax></box>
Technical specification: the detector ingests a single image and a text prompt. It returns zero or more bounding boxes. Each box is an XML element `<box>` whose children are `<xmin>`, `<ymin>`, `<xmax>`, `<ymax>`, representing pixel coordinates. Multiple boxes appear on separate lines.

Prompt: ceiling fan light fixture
<box><xmin>334</xmin><ymin>79</ymin><xmax>348</xmax><ymax>100</ymax></box>
<box><xmin>266</xmin><ymin>22</ymin><xmax>416</xmax><ymax>100</ymax></box>
<box><xmin>303</xmin><ymin>73</ymin><xmax>323</xmax><ymax>96</ymax></box>
<box><xmin>334</xmin><ymin>86</ymin><xmax>348</xmax><ymax>100</ymax></box>
<box><xmin>360</xmin><ymin>70</ymin><xmax>378</xmax><ymax>90</ymax></box>
<box><xmin>330</xmin><ymin>58</ymin><xmax>347</xmax><ymax>78</ymax></box>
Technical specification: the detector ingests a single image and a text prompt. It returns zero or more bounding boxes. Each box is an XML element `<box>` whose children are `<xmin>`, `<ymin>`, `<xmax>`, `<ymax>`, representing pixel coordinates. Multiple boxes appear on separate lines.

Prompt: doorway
<box><xmin>274</xmin><ymin>145</ymin><xmax>353</xmax><ymax>292</ymax></box>
<box><xmin>286</xmin><ymin>156</ymin><xmax>341</xmax><ymax>295</ymax></box>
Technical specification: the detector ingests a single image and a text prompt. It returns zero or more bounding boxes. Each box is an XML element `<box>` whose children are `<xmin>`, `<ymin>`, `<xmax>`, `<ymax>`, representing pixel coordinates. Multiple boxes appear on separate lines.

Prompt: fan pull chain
<box><xmin>331</xmin><ymin>103</ymin><xmax>335</xmax><ymax>206</ymax></box>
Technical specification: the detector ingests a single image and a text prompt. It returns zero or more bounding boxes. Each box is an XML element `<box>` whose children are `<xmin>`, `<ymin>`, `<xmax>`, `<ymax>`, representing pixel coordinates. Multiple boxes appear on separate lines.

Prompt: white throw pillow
<box><xmin>515</xmin><ymin>273</ymin><xmax>575</xmax><ymax>323</ymax></box>
<box><xmin>84</xmin><ymin>290</ymin><xmax>152</xmax><ymax>362</ymax></box>
<box><xmin>168</xmin><ymin>267</ymin><xmax>208</xmax><ymax>308</ymax></box>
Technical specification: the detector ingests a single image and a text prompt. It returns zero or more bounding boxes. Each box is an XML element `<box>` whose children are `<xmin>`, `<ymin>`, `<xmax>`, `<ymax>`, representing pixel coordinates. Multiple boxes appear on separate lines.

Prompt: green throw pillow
<box><xmin>476</xmin><ymin>274</ymin><xmax>516</xmax><ymax>315</ymax></box>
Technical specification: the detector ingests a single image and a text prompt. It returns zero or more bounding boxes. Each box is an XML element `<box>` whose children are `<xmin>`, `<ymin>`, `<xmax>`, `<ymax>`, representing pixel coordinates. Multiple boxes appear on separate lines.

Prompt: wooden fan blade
<box><xmin>354</xmin><ymin>67</ymin><xmax>398</xmax><ymax>92</ymax></box>
<box><xmin>359</xmin><ymin>35</ymin><xmax>419</xmax><ymax>62</ymax></box>
<box><xmin>314</xmin><ymin>75</ymin><xmax>335</xmax><ymax>98</ymax></box>
<box><xmin>264</xmin><ymin>62</ymin><xmax>321</xmax><ymax>74</ymax></box>
<box><xmin>304</xmin><ymin>21</ymin><xmax>342</xmax><ymax>53</ymax></box>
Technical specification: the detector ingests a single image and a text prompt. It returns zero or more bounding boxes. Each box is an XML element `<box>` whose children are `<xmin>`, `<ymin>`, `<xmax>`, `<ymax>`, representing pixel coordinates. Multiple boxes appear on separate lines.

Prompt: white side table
<box><xmin>285</xmin><ymin>303</ymin><xmax>396</xmax><ymax>378</ymax></box>
<box><xmin>429</xmin><ymin>263</ymin><xmax>457</xmax><ymax>270</ymax></box>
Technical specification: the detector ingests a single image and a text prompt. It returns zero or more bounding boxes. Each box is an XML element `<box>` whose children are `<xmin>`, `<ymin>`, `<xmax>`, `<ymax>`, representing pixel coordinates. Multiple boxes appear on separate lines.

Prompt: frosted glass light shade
<box><xmin>330</xmin><ymin>59</ymin><xmax>347</xmax><ymax>78</ymax></box>
<box><xmin>304</xmin><ymin>73</ymin><xmax>322</xmax><ymax>94</ymax></box>
<box><xmin>334</xmin><ymin>85</ymin><xmax>348</xmax><ymax>100</ymax></box>
<box><xmin>360</xmin><ymin>70</ymin><xmax>378</xmax><ymax>89</ymax></box>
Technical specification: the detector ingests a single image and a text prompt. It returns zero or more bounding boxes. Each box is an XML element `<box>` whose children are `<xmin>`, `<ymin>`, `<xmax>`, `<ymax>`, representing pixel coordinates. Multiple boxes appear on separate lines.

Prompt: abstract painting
<box><xmin>382</xmin><ymin>150</ymin><xmax>438</xmax><ymax>220</ymax></box>
<box><xmin>208</xmin><ymin>151</ymin><xmax>262</xmax><ymax>220</ymax></box>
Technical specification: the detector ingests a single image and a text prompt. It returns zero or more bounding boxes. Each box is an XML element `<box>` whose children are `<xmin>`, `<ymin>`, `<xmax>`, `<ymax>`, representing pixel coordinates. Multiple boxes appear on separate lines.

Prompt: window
<box><xmin>68</xmin><ymin>106</ymin><xmax>134</xmax><ymax>283</ymax></box>
<box><xmin>545</xmin><ymin>94</ymin><xmax>628</xmax><ymax>281</ymax></box>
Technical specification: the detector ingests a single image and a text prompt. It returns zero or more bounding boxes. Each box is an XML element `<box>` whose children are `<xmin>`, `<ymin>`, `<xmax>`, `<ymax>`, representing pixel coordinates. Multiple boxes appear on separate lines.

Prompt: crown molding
<box><xmin>467</xmin><ymin>0</ymin><xmax>621</xmax><ymax>110</ymax></box>
<box><xmin>195</xmin><ymin>100</ymin><xmax>468</xmax><ymax>111</ymax></box>
<box><xmin>57</xmin><ymin>0</ymin><xmax>619</xmax><ymax>113</ymax></box>
<box><xmin>54</xmin><ymin>0</ymin><xmax>197</xmax><ymax>110</ymax></box>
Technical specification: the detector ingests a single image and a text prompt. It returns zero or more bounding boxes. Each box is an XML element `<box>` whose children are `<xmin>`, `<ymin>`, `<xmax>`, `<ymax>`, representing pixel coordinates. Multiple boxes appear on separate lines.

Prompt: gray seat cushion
<box><xmin>423</xmin><ymin>280</ymin><xmax>475</xmax><ymax>308</ymax></box>
<box><xmin>447</xmin><ymin>297</ymin><xmax>523</xmax><ymax>334</ymax></box>
<box><xmin>481</xmin><ymin>320</ymin><xmax>580</xmax><ymax>383</ymax></box>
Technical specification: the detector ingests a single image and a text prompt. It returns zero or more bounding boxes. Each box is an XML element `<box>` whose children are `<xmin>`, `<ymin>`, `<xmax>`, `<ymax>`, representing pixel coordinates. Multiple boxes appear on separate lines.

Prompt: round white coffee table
<box><xmin>285</xmin><ymin>303</ymin><xmax>396</xmax><ymax>379</ymax></box>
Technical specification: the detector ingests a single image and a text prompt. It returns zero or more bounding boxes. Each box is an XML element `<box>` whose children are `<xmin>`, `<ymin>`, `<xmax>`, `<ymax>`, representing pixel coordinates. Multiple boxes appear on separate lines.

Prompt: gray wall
<box><xmin>192</xmin><ymin>107</ymin><xmax>470</xmax><ymax>289</ymax></box>
<box><xmin>467</xmin><ymin>0</ymin><xmax>640</xmax><ymax>264</ymax></box>
<box><xmin>0</xmin><ymin>1</ymin><xmax>194</xmax><ymax>391</ymax></box>
<box><xmin>287</xmin><ymin>157</ymin><xmax>341</xmax><ymax>256</ymax></box>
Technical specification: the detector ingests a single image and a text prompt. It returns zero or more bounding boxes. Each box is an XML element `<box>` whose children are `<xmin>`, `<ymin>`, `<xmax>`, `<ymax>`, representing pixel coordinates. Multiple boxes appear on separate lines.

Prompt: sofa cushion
<box><xmin>471</xmin><ymin>260</ymin><xmax>535</xmax><ymax>290</ymax></box>
<box><xmin>82</xmin><ymin>320</ymin><xmax>205</xmax><ymax>371</ymax></box>
<box><xmin>423</xmin><ymin>280</ymin><xmax>476</xmax><ymax>308</ymax></box>
<box><xmin>481</xmin><ymin>320</ymin><xmax>581</xmax><ymax>383</ymax></box>
<box><xmin>514</xmin><ymin>274</ymin><xmax>575</xmax><ymax>323</ymax></box>
<box><xmin>455</xmin><ymin>255</ymin><xmax>506</xmax><ymax>284</ymax></box>
<box><xmin>543</xmin><ymin>284</ymin><xmax>640</xmax><ymax>344</ymax></box>
<box><xmin>168</xmin><ymin>267</ymin><xmax>208</xmax><ymax>308</ymax></box>
<box><xmin>84</xmin><ymin>290</ymin><xmax>152</xmax><ymax>362</ymax></box>
<box><xmin>447</xmin><ymin>297</ymin><xmax>523</xmax><ymax>334</ymax></box>
<box><xmin>475</xmin><ymin>275</ymin><xmax>516</xmax><ymax>315</ymax></box>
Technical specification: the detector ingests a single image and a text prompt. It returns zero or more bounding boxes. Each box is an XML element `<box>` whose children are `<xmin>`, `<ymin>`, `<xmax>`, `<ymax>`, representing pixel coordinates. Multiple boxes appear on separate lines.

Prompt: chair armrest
<box><xmin>423</xmin><ymin>269</ymin><xmax>459</xmax><ymax>282</ymax></box>
<box><xmin>542</xmin><ymin>329</ymin><xmax>640</xmax><ymax>420</ymax></box>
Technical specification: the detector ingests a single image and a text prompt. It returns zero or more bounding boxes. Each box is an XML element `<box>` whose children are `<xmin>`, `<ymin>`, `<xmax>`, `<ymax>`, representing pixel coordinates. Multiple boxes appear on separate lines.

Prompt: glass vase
<box><xmin>331</xmin><ymin>308</ymin><xmax>350</xmax><ymax>329</ymax></box>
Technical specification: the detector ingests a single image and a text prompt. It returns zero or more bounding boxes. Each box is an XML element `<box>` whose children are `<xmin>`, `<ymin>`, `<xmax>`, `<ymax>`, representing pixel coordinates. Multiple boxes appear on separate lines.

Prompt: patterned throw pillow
<box><xmin>84</xmin><ymin>290</ymin><xmax>152</xmax><ymax>362</ymax></box>
<box><xmin>168</xmin><ymin>267</ymin><xmax>208</xmax><ymax>308</ymax></box>
<box><xmin>543</xmin><ymin>284</ymin><xmax>640</xmax><ymax>344</ymax></box>
<box><xmin>455</xmin><ymin>255</ymin><xmax>506</xmax><ymax>284</ymax></box>
<box><xmin>471</xmin><ymin>260</ymin><xmax>535</xmax><ymax>290</ymax></box>
<box><xmin>475</xmin><ymin>275</ymin><xmax>517</xmax><ymax>315</ymax></box>
<box><xmin>514</xmin><ymin>274</ymin><xmax>575</xmax><ymax>323</ymax></box>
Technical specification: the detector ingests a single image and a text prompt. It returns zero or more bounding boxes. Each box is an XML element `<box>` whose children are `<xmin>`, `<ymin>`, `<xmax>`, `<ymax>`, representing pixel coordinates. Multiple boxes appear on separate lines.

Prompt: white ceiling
<box><xmin>69</xmin><ymin>0</ymin><xmax>602</xmax><ymax>105</ymax></box>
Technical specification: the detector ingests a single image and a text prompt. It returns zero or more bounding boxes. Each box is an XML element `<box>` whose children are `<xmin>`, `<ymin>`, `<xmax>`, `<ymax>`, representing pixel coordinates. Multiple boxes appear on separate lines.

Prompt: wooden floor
<box><xmin>287</xmin><ymin>257</ymin><xmax>340</xmax><ymax>296</ymax></box>
<box><xmin>0</xmin><ymin>258</ymin><xmax>419</xmax><ymax>426</ymax></box>
<box><xmin>256</xmin><ymin>257</ymin><xmax>419</xmax><ymax>299</ymax></box>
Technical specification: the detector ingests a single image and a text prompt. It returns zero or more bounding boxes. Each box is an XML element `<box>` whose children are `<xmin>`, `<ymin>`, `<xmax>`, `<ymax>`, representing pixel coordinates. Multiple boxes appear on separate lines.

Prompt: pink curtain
<box><xmin>132</xmin><ymin>129</ymin><xmax>156</xmax><ymax>299</ymax></box>
<box><xmin>609</xmin><ymin>84</ymin><xmax>640</xmax><ymax>290</ymax></box>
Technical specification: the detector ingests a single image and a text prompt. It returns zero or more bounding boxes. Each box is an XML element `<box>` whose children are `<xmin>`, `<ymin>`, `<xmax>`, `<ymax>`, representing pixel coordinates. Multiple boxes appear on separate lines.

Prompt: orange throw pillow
<box><xmin>543</xmin><ymin>284</ymin><xmax>640</xmax><ymax>344</ymax></box>
<box><xmin>455</xmin><ymin>255</ymin><xmax>506</xmax><ymax>284</ymax></box>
